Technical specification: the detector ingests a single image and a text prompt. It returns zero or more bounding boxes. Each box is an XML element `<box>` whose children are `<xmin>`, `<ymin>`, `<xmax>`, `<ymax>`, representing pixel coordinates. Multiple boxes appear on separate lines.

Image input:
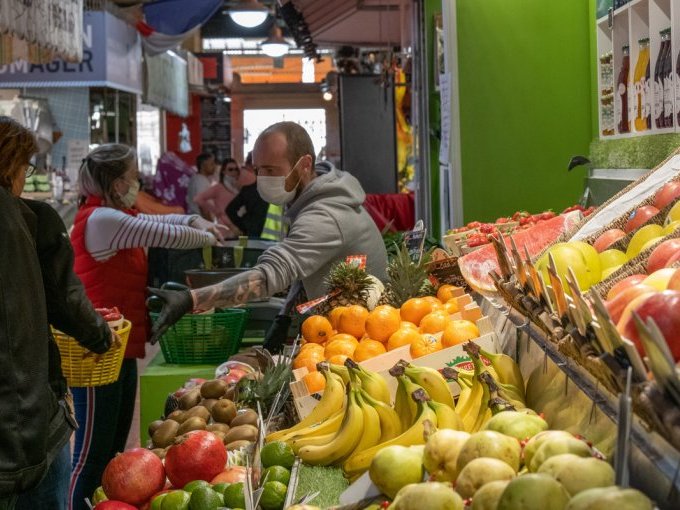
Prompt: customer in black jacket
<box><xmin>225</xmin><ymin>183</ymin><xmax>268</xmax><ymax>237</ymax></box>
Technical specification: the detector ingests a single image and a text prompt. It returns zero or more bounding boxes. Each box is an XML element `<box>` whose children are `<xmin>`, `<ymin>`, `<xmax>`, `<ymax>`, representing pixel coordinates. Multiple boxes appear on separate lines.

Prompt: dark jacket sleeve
<box><xmin>23</xmin><ymin>200</ymin><xmax>111</xmax><ymax>354</ymax></box>
<box><xmin>226</xmin><ymin>191</ymin><xmax>247</xmax><ymax>232</ymax></box>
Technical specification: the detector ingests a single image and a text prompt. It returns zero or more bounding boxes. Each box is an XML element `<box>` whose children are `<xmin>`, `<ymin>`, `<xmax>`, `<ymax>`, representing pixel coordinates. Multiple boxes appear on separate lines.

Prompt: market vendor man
<box><xmin>149</xmin><ymin>121</ymin><xmax>388</xmax><ymax>349</ymax></box>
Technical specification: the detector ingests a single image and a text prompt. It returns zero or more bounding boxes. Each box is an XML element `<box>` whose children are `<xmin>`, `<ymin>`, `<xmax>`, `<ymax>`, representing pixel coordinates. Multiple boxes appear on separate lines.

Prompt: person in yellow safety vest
<box><xmin>260</xmin><ymin>203</ymin><xmax>285</xmax><ymax>241</ymax></box>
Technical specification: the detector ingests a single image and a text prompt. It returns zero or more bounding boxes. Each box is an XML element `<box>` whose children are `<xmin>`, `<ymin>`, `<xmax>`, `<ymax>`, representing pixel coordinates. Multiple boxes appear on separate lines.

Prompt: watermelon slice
<box><xmin>458</xmin><ymin>212</ymin><xmax>582</xmax><ymax>293</ymax></box>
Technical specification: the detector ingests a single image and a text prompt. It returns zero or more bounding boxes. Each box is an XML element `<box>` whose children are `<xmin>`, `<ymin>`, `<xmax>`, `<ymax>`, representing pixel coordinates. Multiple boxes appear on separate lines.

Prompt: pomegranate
<box><xmin>165</xmin><ymin>431</ymin><xmax>227</xmax><ymax>488</ymax></box>
<box><xmin>102</xmin><ymin>448</ymin><xmax>165</xmax><ymax>506</ymax></box>
<box><xmin>210</xmin><ymin>466</ymin><xmax>249</xmax><ymax>484</ymax></box>
<box><xmin>94</xmin><ymin>502</ymin><xmax>137</xmax><ymax>510</ymax></box>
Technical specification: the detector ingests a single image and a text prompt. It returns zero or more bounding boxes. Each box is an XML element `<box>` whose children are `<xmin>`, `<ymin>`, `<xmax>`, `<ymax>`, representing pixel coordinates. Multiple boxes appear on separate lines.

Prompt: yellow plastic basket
<box><xmin>53</xmin><ymin>320</ymin><xmax>131</xmax><ymax>387</ymax></box>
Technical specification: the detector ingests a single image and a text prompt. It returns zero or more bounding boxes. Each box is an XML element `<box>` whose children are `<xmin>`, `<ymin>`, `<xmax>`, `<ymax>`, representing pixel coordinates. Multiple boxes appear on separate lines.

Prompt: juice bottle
<box><xmin>617</xmin><ymin>45</ymin><xmax>631</xmax><ymax>133</ymax></box>
<box><xmin>663</xmin><ymin>29</ymin><xmax>673</xmax><ymax>127</ymax></box>
<box><xmin>654</xmin><ymin>30</ymin><xmax>668</xmax><ymax>128</ymax></box>
<box><xmin>634</xmin><ymin>37</ymin><xmax>650</xmax><ymax>131</ymax></box>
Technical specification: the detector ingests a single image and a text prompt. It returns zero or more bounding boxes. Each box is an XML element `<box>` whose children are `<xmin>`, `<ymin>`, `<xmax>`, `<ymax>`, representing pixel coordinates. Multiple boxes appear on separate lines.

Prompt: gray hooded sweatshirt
<box><xmin>256</xmin><ymin>162</ymin><xmax>388</xmax><ymax>299</ymax></box>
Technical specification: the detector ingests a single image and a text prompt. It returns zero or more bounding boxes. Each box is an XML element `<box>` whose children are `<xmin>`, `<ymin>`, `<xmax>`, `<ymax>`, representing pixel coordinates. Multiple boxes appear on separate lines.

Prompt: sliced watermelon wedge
<box><xmin>458</xmin><ymin>212</ymin><xmax>582</xmax><ymax>293</ymax></box>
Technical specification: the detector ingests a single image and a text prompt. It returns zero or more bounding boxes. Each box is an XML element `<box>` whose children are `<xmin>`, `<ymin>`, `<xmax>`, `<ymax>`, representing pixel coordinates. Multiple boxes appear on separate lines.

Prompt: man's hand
<box><xmin>147</xmin><ymin>287</ymin><xmax>194</xmax><ymax>344</ymax></box>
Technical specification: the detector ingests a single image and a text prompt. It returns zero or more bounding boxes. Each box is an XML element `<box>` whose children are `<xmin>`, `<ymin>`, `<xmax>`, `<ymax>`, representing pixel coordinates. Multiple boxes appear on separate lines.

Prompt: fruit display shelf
<box><xmin>480</xmin><ymin>295</ymin><xmax>680</xmax><ymax>509</ymax></box>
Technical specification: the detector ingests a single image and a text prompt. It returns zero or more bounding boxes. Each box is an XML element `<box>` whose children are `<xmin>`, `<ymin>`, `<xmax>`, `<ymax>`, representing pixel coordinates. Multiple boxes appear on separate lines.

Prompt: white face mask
<box><xmin>257</xmin><ymin>159</ymin><xmax>302</xmax><ymax>206</ymax></box>
<box><xmin>223</xmin><ymin>175</ymin><xmax>238</xmax><ymax>188</ymax></box>
<box><xmin>119</xmin><ymin>179</ymin><xmax>139</xmax><ymax>208</ymax></box>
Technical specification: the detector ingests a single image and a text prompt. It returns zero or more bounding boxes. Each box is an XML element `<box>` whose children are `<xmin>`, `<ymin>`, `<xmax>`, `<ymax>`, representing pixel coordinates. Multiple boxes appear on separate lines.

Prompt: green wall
<box><xmin>426</xmin><ymin>0</ymin><xmax>442</xmax><ymax>237</ymax></box>
<box><xmin>456</xmin><ymin>0</ymin><xmax>593</xmax><ymax>222</ymax></box>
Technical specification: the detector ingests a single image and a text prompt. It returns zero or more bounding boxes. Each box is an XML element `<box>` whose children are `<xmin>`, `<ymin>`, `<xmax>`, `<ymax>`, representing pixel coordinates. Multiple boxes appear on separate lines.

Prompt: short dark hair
<box><xmin>196</xmin><ymin>152</ymin><xmax>214</xmax><ymax>171</ymax></box>
<box><xmin>244</xmin><ymin>151</ymin><xmax>253</xmax><ymax>167</ymax></box>
<box><xmin>0</xmin><ymin>116</ymin><xmax>38</xmax><ymax>190</ymax></box>
<box><xmin>257</xmin><ymin>122</ymin><xmax>316</xmax><ymax>168</ymax></box>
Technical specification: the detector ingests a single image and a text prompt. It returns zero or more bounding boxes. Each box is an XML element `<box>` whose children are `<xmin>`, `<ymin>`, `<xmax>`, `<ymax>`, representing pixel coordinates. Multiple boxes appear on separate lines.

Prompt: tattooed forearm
<box><xmin>191</xmin><ymin>269</ymin><xmax>268</xmax><ymax>309</ymax></box>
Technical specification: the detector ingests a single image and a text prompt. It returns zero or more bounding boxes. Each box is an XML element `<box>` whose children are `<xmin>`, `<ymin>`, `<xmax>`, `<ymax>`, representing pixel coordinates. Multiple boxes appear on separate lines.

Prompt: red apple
<box><xmin>624</xmin><ymin>205</ymin><xmax>660</xmax><ymax>233</ymax></box>
<box><xmin>654</xmin><ymin>180</ymin><xmax>680</xmax><ymax>210</ymax></box>
<box><xmin>666</xmin><ymin>251</ymin><xmax>680</xmax><ymax>269</ymax></box>
<box><xmin>646</xmin><ymin>238</ymin><xmax>680</xmax><ymax>273</ymax></box>
<box><xmin>668</xmin><ymin>268</ymin><xmax>680</xmax><ymax>290</ymax></box>
<box><xmin>593</xmin><ymin>229</ymin><xmax>627</xmax><ymax>253</ymax></box>
<box><xmin>606</xmin><ymin>274</ymin><xmax>648</xmax><ymax>301</ymax></box>
<box><xmin>605</xmin><ymin>284</ymin><xmax>657</xmax><ymax>324</ymax></box>
<box><xmin>618</xmin><ymin>290</ymin><xmax>680</xmax><ymax>361</ymax></box>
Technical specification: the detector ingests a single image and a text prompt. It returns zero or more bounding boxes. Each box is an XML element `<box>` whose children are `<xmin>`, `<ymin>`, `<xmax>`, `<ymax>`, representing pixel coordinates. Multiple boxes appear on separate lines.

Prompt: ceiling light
<box><xmin>322</xmin><ymin>91</ymin><xmax>333</xmax><ymax>101</ymax></box>
<box><xmin>260</xmin><ymin>25</ymin><xmax>290</xmax><ymax>58</ymax></box>
<box><xmin>228</xmin><ymin>0</ymin><xmax>269</xmax><ymax>28</ymax></box>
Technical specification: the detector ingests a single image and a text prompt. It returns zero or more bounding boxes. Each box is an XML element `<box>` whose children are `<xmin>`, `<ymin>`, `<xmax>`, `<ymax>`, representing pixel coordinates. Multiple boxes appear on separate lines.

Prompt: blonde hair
<box><xmin>0</xmin><ymin>116</ymin><xmax>38</xmax><ymax>190</ymax></box>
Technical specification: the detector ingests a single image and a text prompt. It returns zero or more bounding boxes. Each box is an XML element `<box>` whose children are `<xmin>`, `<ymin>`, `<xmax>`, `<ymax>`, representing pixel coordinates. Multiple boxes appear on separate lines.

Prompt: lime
<box><xmin>211</xmin><ymin>482</ymin><xmax>230</xmax><ymax>495</ymax></box>
<box><xmin>183</xmin><ymin>480</ymin><xmax>212</xmax><ymax>493</ymax></box>
<box><xmin>221</xmin><ymin>481</ymin><xmax>245</xmax><ymax>509</ymax></box>
<box><xmin>150</xmin><ymin>493</ymin><xmax>168</xmax><ymax>510</ymax></box>
<box><xmin>92</xmin><ymin>486</ymin><xmax>107</xmax><ymax>505</ymax></box>
<box><xmin>260</xmin><ymin>441</ymin><xmax>295</xmax><ymax>469</ymax></box>
<box><xmin>161</xmin><ymin>490</ymin><xmax>190</xmax><ymax>510</ymax></box>
<box><xmin>259</xmin><ymin>480</ymin><xmax>288</xmax><ymax>510</ymax></box>
<box><xmin>189</xmin><ymin>486</ymin><xmax>224</xmax><ymax>510</ymax></box>
<box><xmin>262</xmin><ymin>465</ymin><xmax>291</xmax><ymax>486</ymax></box>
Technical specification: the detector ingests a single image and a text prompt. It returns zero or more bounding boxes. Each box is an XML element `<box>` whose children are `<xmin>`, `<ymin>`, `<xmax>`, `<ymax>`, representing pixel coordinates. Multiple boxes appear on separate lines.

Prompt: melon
<box><xmin>458</xmin><ymin>212</ymin><xmax>582</xmax><ymax>294</ymax></box>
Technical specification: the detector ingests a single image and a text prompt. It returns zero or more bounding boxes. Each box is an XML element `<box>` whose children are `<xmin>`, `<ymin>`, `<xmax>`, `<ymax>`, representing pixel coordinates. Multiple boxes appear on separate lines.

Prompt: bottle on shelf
<box><xmin>663</xmin><ymin>28</ymin><xmax>674</xmax><ymax>128</ymax></box>
<box><xmin>655</xmin><ymin>30</ymin><xmax>669</xmax><ymax>128</ymax></box>
<box><xmin>634</xmin><ymin>37</ymin><xmax>651</xmax><ymax>132</ymax></box>
<box><xmin>617</xmin><ymin>45</ymin><xmax>631</xmax><ymax>134</ymax></box>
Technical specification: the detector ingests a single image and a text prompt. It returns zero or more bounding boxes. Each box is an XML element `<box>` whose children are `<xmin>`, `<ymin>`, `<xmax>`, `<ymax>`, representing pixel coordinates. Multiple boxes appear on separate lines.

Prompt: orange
<box><xmin>303</xmin><ymin>371</ymin><xmax>326</xmax><ymax>394</ymax></box>
<box><xmin>325</xmin><ymin>337</ymin><xmax>358</xmax><ymax>359</ymax></box>
<box><xmin>419</xmin><ymin>311</ymin><xmax>450</xmax><ymax>334</ymax></box>
<box><xmin>365</xmin><ymin>305</ymin><xmax>401</xmax><ymax>342</ymax></box>
<box><xmin>353</xmin><ymin>339</ymin><xmax>387</xmax><ymax>362</ymax></box>
<box><xmin>437</xmin><ymin>284</ymin><xmax>460</xmax><ymax>303</ymax></box>
<box><xmin>410</xmin><ymin>333</ymin><xmax>443</xmax><ymax>358</ymax></box>
<box><xmin>301</xmin><ymin>315</ymin><xmax>334</xmax><ymax>344</ymax></box>
<box><xmin>337</xmin><ymin>305</ymin><xmax>369</xmax><ymax>339</ymax></box>
<box><xmin>328</xmin><ymin>306</ymin><xmax>347</xmax><ymax>330</ymax></box>
<box><xmin>400</xmin><ymin>298</ymin><xmax>434</xmax><ymax>326</ymax></box>
<box><xmin>327</xmin><ymin>354</ymin><xmax>350</xmax><ymax>366</ymax></box>
<box><xmin>387</xmin><ymin>327</ymin><xmax>421</xmax><ymax>351</ymax></box>
<box><xmin>444</xmin><ymin>298</ymin><xmax>460</xmax><ymax>315</ymax></box>
<box><xmin>441</xmin><ymin>319</ymin><xmax>480</xmax><ymax>347</ymax></box>
<box><xmin>293</xmin><ymin>349</ymin><xmax>325</xmax><ymax>373</ymax></box>
<box><xmin>423</xmin><ymin>296</ymin><xmax>443</xmax><ymax>306</ymax></box>
<box><xmin>298</xmin><ymin>343</ymin><xmax>324</xmax><ymax>355</ymax></box>
<box><xmin>401</xmin><ymin>321</ymin><xmax>418</xmax><ymax>330</ymax></box>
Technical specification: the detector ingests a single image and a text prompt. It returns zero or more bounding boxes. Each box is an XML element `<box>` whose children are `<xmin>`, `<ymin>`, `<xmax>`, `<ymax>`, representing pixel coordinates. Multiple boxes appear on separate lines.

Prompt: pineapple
<box><xmin>379</xmin><ymin>243</ymin><xmax>435</xmax><ymax>307</ymax></box>
<box><xmin>317</xmin><ymin>261</ymin><xmax>373</xmax><ymax>315</ymax></box>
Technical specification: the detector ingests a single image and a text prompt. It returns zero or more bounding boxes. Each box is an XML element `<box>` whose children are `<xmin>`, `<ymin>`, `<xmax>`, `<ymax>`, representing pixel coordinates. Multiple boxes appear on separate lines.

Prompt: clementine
<box><xmin>387</xmin><ymin>327</ymin><xmax>421</xmax><ymax>351</ymax></box>
<box><xmin>293</xmin><ymin>349</ymin><xmax>325</xmax><ymax>373</ymax></box>
<box><xmin>337</xmin><ymin>305</ymin><xmax>369</xmax><ymax>339</ymax></box>
<box><xmin>441</xmin><ymin>319</ymin><xmax>480</xmax><ymax>347</ymax></box>
<box><xmin>328</xmin><ymin>306</ymin><xmax>347</xmax><ymax>330</ymax></box>
<box><xmin>444</xmin><ymin>298</ymin><xmax>460</xmax><ymax>315</ymax></box>
<box><xmin>400</xmin><ymin>298</ymin><xmax>433</xmax><ymax>326</ymax></box>
<box><xmin>327</xmin><ymin>354</ymin><xmax>350</xmax><ymax>366</ymax></box>
<box><xmin>325</xmin><ymin>337</ymin><xmax>358</xmax><ymax>359</ymax></box>
<box><xmin>353</xmin><ymin>339</ymin><xmax>387</xmax><ymax>362</ymax></box>
<box><xmin>301</xmin><ymin>315</ymin><xmax>334</xmax><ymax>344</ymax></box>
<box><xmin>298</xmin><ymin>343</ymin><xmax>324</xmax><ymax>355</ymax></box>
<box><xmin>410</xmin><ymin>333</ymin><xmax>443</xmax><ymax>358</ymax></box>
<box><xmin>419</xmin><ymin>311</ymin><xmax>450</xmax><ymax>334</ymax></box>
<box><xmin>400</xmin><ymin>321</ymin><xmax>419</xmax><ymax>330</ymax></box>
<box><xmin>437</xmin><ymin>284</ymin><xmax>461</xmax><ymax>303</ymax></box>
<box><xmin>303</xmin><ymin>371</ymin><xmax>326</xmax><ymax>394</ymax></box>
<box><xmin>365</xmin><ymin>305</ymin><xmax>401</xmax><ymax>342</ymax></box>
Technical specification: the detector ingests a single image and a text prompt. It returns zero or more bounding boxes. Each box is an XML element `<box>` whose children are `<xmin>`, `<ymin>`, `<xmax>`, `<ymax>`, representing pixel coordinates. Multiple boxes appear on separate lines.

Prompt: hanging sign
<box><xmin>144</xmin><ymin>51</ymin><xmax>189</xmax><ymax>117</ymax></box>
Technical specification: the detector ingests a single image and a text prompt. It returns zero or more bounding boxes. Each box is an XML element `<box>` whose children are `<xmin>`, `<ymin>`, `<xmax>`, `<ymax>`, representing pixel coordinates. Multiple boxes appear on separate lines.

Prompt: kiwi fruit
<box><xmin>199</xmin><ymin>398</ymin><xmax>218</xmax><ymax>412</ymax></box>
<box><xmin>167</xmin><ymin>410</ymin><xmax>185</xmax><ymax>423</ymax></box>
<box><xmin>179</xmin><ymin>388</ymin><xmax>202</xmax><ymax>410</ymax></box>
<box><xmin>182</xmin><ymin>406</ymin><xmax>211</xmax><ymax>422</ymax></box>
<box><xmin>150</xmin><ymin>447</ymin><xmax>168</xmax><ymax>460</ymax></box>
<box><xmin>211</xmin><ymin>430</ymin><xmax>228</xmax><ymax>442</ymax></box>
<box><xmin>152</xmin><ymin>420</ymin><xmax>179</xmax><ymax>448</ymax></box>
<box><xmin>223</xmin><ymin>424</ymin><xmax>258</xmax><ymax>444</ymax></box>
<box><xmin>206</xmin><ymin>423</ymin><xmax>231</xmax><ymax>434</ymax></box>
<box><xmin>211</xmin><ymin>399</ymin><xmax>237</xmax><ymax>424</ymax></box>
<box><xmin>177</xmin><ymin>416</ymin><xmax>207</xmax><ymax>435</ymax></box>
<box><xmin>226</xmin><ymin>440</ymin><xmax>253</xmax><ymax>451</ymax></box>
<box><xmin>148</xmin><ymin>419</ymin><xmax>164</xmax><ymax>437</ymax></box>
<box><xmin>200</xmin><ymin>379</ymin><xmax>228</xmax><ymax>399</ymax></box>
<box><xmin>230</xmin><ymin>409</ymin><xmax>259</xmax><ymax>428</ymax></box>
<box><xmin>224</xmin><ymin>385</ymin><xmax>236</xmax><ymax>401</ymax></box>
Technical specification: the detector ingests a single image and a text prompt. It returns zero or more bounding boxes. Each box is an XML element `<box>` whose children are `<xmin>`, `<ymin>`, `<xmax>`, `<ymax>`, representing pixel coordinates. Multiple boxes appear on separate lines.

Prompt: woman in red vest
<box><xmin>68</xmin><ymin>144</ymin><xmax>223</xmax><ymax>510</ymax></box>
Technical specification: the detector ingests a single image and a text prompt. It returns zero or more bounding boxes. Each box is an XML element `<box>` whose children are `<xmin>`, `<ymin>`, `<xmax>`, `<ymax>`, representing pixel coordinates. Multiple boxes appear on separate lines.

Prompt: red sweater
<box><xmin>71</xmin><ymin>197</ymin><xmax>149</xmax><ymax>358</ymax></box>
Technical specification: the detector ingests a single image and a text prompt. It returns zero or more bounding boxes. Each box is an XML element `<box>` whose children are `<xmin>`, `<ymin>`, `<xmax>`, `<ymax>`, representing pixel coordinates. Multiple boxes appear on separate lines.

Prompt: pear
<box><xmin>369</xmin><ymin>445</ymin><xmax>424</xmax><ymax>499</ymax></box>
<box><xmin>566</xmin><ymin>486</ymin><xmax>653</xmax><ymax>510</ymax></box>
<box><xmin>483</xmin><ymin>411</ymin><xmax>548</xmax><ymax>441</ymax></box>
<box><xmin>471</xmin><ymin>480</ymin><xmax>511</xmax><ymax>510</ymax></box>
<box><xmin>390</xmin><ymin>482</ymin><xmax>464</xmax><ymax>510</ymax></box>
<box><xmin>497</xmin><ymin>473</ymin><xmax>570</xmax><ymax>510</ymax></box>
<box><xmin>455</xmin><ymin>457</ymin><xmax>515</xmax><ymax>499</ymax></box>
<box><xmin>522</xmin><ymin>430</ymin><xmax>578</xmax><ymax>469</ymax></box>
<box><xmin>422</xmin><ymin>429</ymin><xmax>470</xmax><ymax>482</ymax></box>
<box><xmin>528</xmin><ymin>435</ymin><xmax>593</xmax><ymax>472</ymax></box>
<box><xmin>456</xmin><ymin>431</ymin><xmax>521</xmax><ymax>474</ymax></box>
<box><xmin>538</xmin><ymin>454</ymin><xmax>614</xmax><ymax>496</ymax></box>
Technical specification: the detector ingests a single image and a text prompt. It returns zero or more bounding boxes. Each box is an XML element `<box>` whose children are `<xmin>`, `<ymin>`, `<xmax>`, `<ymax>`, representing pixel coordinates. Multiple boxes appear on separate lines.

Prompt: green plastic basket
<box><xmin>150</xmin><ymin>309</ymin><xmax>249</xmax><ymax>364</ymax></box>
